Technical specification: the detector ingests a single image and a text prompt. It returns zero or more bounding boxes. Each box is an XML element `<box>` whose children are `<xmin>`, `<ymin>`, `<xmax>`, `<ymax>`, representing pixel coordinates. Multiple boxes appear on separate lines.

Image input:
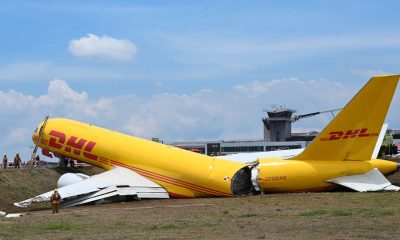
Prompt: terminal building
<box><xmin>167</xmin><ymin>106</ymin><xmax>399</xmax><ymax>156</ymax></box>
<box><xmin>170</xmin><ymin>139</ymin><xmax>308</xmax><ymax>156</ymax></box>
<box><xmin>169</xmin><ymin>107</ymin><xmax>318</xmax><ymax>156</ymax></box>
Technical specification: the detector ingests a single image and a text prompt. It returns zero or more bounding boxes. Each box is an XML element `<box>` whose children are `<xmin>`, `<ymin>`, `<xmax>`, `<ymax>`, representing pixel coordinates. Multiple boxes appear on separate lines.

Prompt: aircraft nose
<box><xmin>32</xmin><ymin>131</ymin><xmax>38</xmax><ymax>144</ymax></box>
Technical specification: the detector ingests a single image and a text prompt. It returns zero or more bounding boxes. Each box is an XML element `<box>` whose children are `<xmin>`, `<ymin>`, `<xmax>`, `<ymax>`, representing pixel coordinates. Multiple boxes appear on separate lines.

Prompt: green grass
<box><xmin>2</xmin><ymin>188</ymin><xmax>400</xmax><ymax>239</ymax></box>
<box><xmin>298</xmin><ymin>209</ymin><xmax>328</xmax><ymax>217</ymax></box>
<box><xmin>159</xmin><ymin>224</ymin><xmax>179</xmax><ymax>230</ymax></box>
<box><xmin>149</xmin><ymin>225</ymin><xmax>158</xmax><ymax>230</ymax></box>
<box><xmin>378</xmin><ymin>209</ymin><xmax>394</xmax><ymax>216</ymax></box>
<box><xmin>202</xmin><ymin>223</ymin><xmax>216</xmax><ymax>228</ymax></box>
<box><xmin>358</xmin><ymin>208</ymin><xmax>394</xmax><ymax>217</ymax></box>
<box><xmin>331</xmin><ymin>210</ymin><xmax>352</xmax><ymax>216</ymax></box>
<box><xmin>299</xmin><ymin>209</ymin><xmax>353</xmax><ymax>217</ymax></box>
<box><xmin>239</xmin><ymin>213</ymin><xmax>258</xmax><ymax>218</ymax></box>
<box><xmin>257</xmin><ymin>234</ymin><xmax>266</xmax><ymax>239</ymax></box>
<box><xmin>44</xmin><ymin>222</ymin><xmax>74</xmax><ymax>231</ymax></box>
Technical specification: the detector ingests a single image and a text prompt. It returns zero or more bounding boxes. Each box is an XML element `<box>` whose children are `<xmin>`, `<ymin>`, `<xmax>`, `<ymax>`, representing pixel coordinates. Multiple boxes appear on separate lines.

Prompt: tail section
<box><xmin>291</xmin><ymin>75</ymin><xmax>400</xmax><ymax>161</ymax></box>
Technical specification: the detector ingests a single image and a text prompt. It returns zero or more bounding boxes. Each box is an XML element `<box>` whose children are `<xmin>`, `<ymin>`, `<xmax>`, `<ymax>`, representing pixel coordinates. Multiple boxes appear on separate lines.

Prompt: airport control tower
<box><xmin>262</xmin><ymin>107</ymin><xmax>296</xmax><ymax>141</ymax></box>
<box><xmin>262</xmin><ymin>106</ymin><xmax>341</xmax><ymax>142</ymax></box>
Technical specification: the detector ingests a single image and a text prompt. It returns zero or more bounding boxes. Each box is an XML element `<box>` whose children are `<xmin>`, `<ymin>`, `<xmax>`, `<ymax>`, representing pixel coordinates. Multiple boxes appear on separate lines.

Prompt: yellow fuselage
<box><xmin>257</xmin><ymin>158</ymin><xmax>397</xmax><ymax>192</ymax></box>
<box><xmin>34</xmin><ymin>118</ymin><xmax>244</xmax><ymax>197</ymax></box>
<box><xmin>34</xmin><ymin>118</ymin><xmax>398</xmax><ymax>197</ymax></box>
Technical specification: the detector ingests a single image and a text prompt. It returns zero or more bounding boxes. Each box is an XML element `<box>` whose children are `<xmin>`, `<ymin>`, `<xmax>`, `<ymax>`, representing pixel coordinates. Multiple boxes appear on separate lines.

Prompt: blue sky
<box><xmin>0</xmin><ymin>1</ymin><xmax>400</xmax><ymax>160</ymax></box>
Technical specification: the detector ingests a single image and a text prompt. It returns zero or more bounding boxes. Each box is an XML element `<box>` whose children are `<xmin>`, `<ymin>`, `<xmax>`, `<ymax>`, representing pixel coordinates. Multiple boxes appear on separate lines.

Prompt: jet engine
<box><xmin>57</xmin><ymin>173</ymin><xmax>90</xmax><ymax>188</ymax></box>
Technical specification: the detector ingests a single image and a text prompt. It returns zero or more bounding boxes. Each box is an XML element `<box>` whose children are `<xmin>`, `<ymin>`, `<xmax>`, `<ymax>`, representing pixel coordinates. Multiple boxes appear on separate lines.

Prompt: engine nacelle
<box><xmin>231</xmin><ymin>165</ymin><xmax>258</xmax><ymax>195</ymax></box>
<box><xmin>57</xmin><ymin>173</ymin><xmax>90</xmax><ymax>188</ymax></box>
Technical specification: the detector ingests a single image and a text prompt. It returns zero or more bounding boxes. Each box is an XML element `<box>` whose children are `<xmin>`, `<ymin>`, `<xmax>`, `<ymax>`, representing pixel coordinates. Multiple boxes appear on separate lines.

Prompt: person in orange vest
<box><xmin>2</xmin><ymin>154</ymin><xmax>8</xmax><ymax>169</ymax></box>
<box><xmin>14</xmin><ymin>153</ymin><xmax>21</xmax><ymax>169</ymax></box>
<box><xmin>50</xmin><ymin>189</ymin><xmax>62</xmax><ymax>214</ymax></box>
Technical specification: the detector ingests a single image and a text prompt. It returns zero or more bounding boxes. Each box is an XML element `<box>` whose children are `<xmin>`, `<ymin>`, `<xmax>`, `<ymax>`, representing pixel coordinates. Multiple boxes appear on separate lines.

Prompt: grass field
<box><xmin>1</xmin><ymin>167</ymin><xmax>400</xmax><ymax>239</ymax></box>
<box><xmin>1</xmin><ymin>192</ymin><xmax>400</xmax><ymax>239</ymax></box>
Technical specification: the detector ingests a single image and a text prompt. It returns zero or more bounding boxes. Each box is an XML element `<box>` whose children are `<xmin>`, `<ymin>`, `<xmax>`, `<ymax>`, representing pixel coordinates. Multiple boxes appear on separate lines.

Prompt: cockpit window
<box><xmin>34</xmin><ymin>127</ymin><xmax>38</xmax><ymax>133</ymax></box>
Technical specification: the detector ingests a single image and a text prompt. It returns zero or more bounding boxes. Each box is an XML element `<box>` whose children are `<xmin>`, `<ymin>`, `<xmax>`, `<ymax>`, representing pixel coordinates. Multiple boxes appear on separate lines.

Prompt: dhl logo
<box><xmin>47</xmin><ymin>130</ymin><xmax>98</xmax><ymax>161</ymax></box>
<box><xmin>320</xmin><ymin>128</ymin><xmax>378</xmax><ymax>141</ymax></box>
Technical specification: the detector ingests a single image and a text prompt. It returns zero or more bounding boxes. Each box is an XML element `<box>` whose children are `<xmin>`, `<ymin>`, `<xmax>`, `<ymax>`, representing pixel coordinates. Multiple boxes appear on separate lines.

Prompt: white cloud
<box><xmin>351</xmin><ymin>69</ymin><xmax>389</xmax><ymax>78</ymax></box>
<box><xmin>99</xmin><ymin>77</ymin><xmax>356</xmax><ymax>142</ymax></box>
<box><xmin>7</xmin><ymin>128</ymin><xmax>31</xmax><ymax>145</ymax></box>
<box><xmin>0</xmin><ymin>90</ymin><xmax>34</xmax><ymax>110</ymax></box>
<box><xmin>0</xmin><ymin>62</ymin><xmax>133</xmax><ymax>82</ymax></box>
<box><xmin>69</xmin><ymin>34</ymin><xmax>137</xmax><ymax>61</ymax></box>
<box><xmin>1</xmin><ymin>76</ymin><xmax>398</xmax><ymax>162</ymax></box>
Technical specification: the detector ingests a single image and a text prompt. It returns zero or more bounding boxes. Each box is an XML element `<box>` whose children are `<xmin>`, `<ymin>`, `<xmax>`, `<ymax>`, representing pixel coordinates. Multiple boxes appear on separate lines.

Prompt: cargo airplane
<box><xmin>15</xmin><ymin>75</ymin><xmax>400</xmax><ymax>208</ymax></box>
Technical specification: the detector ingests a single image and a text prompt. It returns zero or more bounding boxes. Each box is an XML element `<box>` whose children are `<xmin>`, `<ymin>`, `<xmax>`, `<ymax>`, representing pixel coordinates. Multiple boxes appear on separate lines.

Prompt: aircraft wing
<box><xmin>326</xmin><ymin>168</ymin><xmax>400</xmax><ymax>192</ymax></box>
<box><xmin>216</xmin><ymin>149</ymin><xmax>303</xmax><ymax>163</ymax></box>
<box><xmin>14</xmin><ymin>166</ymin><xmax>169</xmax><ymax>208</ymax></box>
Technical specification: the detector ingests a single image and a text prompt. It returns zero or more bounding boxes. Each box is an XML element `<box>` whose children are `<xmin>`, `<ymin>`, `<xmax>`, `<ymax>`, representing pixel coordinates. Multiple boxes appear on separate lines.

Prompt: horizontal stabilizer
<box><xmin>14</xmin><ymin>167</ymin><xmax>169</xmax><ymax>208</ymax></box>
<box><xmin>371</xmin><ymin>123</ymin><xmax>388</xmax><ymax>159</ymax></box>
<box><xmin>326</xmin><ymin>168</ymin><xmax>400</xmax><ymax>192</ymax></box>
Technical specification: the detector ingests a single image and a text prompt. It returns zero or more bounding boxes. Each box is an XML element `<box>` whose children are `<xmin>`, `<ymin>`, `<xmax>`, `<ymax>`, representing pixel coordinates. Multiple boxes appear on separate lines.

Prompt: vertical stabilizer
<box><xmin>291</xmin><ymin>75</ymin><xmax>399</xmax><ymax>161</ymax></box>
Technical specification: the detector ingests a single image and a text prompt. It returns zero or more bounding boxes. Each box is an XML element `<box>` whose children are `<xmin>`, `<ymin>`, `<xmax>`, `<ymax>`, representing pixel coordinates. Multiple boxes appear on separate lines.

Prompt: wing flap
<box><xmin>62</xmin><ymin>186</ymin><xmax>120</xmax><ymax>208</ymax></box>
<box><xmin>326</xmin><ymin>168</ymin><xmax>400</xmax><ymax>192</ymax></box>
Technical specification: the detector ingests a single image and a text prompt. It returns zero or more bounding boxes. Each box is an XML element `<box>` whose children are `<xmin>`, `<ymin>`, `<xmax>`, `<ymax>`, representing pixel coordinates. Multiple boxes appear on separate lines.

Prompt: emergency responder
<box><xmin>69</xmin><ymin>159</ymin><xmax>75</xmax><ymax>168</ymax></box>
<box><xmin>14</xmin><ymin>153</ymin><xmax>21</xmax><ymax>169</ymax></box>
<box><xmin>34</xmin><ymin>154</ymin><xmax>40</xmax><ymax>168</ymax></box>
<box><xmin>50</xmin><ymin>189</ymin><xmax>62</xmax><ymax>214</ymax></box>
<box><xmin>2</xmin><ymin>154</ymin><xmax>8</xmax><ymax>169</ymax></box>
